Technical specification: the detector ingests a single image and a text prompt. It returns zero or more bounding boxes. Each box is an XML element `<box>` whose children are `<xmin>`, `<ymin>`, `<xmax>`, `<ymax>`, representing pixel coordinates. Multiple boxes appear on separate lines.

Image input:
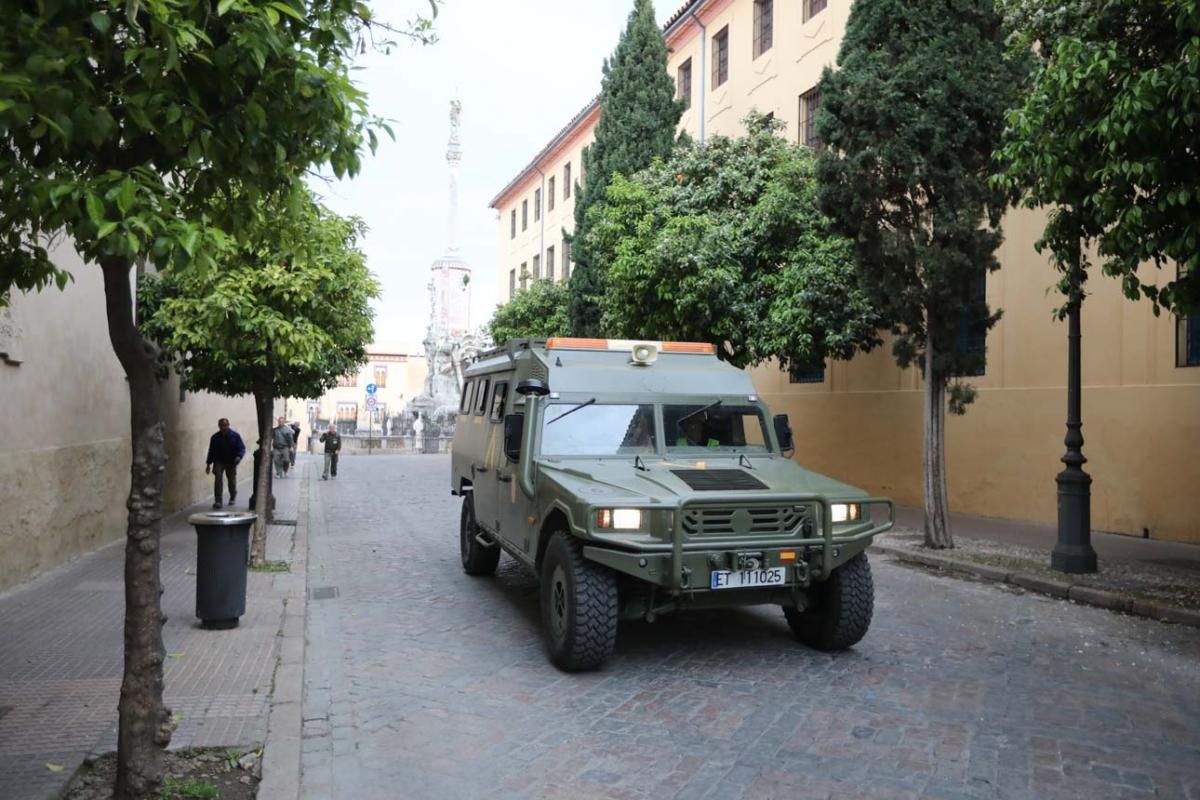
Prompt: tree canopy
<box><xmin>996</xmin><ymin>0</ymin><xmax>1200</xmax><ymax>315</ymax></box>
<box><xmin>488</xmin><ymin>278</ymin><xmax>569</xmax><ymax>345</ymax></box>
<box><xmin>592</xmin><ymin>114</ymin><xmax>879</xmax><ymax>371</ymax></box>
<box><xmin>567</xmin><ymin>0</ymin><xmax>681</xmax><ymax>337</ymax></box>
<box><xmin>815</xmin><ymin>0</ymin><xmax>1026</xmax><ymax>548</ymax></box>
<box><xmin>140</xmin><ymin>190</ymin><xmax>378</xmax><ymax>402</ymax></box>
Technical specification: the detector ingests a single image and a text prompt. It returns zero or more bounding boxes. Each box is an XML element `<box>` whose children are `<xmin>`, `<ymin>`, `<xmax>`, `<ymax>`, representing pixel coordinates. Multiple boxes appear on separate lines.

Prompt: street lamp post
<box><xmin>1052</xmin><ymin>264</ymin><xmax>1098</xmax><ymax>573</ymax></box>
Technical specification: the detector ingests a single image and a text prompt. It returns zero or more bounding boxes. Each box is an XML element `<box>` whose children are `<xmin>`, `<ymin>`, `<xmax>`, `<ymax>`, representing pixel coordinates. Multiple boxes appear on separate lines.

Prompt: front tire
<box><xmin>460</xmin><ymin>494</ymin><xmax>500</xmax><ymax>576</ymax></box>
<box><xmin>540</xmin><ymin>532</ymin><xmax>619</xmax><ymax>671</ymax></box>
<box><xmin>784</xmin><ymin>551</ymin><xmax>874</xmax><ymax>651</ymax></box>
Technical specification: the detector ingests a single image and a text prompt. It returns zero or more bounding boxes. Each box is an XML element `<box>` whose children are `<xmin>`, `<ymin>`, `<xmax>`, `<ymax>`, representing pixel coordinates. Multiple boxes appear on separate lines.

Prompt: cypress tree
<box><xmin>568</xmin><ymin>0</ymin><xmax>681</xmax><ymax>337</ymax></box>
<box><xmin>815</xmin><ymin>0</ymin><xmax>1026</xmax><ymax>549</ymax></box>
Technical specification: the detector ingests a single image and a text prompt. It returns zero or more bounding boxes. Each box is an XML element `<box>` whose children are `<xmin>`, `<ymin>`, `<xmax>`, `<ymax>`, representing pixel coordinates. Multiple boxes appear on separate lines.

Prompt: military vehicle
<box><xmin>450</xmin><ymin>337</ymin><xmax>894</xmax><ymax>671</ymax></box>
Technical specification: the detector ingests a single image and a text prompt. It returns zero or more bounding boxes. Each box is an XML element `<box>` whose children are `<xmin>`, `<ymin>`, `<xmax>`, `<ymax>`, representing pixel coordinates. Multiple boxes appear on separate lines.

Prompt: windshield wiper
<box><xmin>676</xmin><ymin>399</ymin><xmax>722</xmax><ymax>428</ymax></box>
<box><xmin>546</xmin><ymin>397</ymin><xmax>596</xmax><ymax>425</ymax></box>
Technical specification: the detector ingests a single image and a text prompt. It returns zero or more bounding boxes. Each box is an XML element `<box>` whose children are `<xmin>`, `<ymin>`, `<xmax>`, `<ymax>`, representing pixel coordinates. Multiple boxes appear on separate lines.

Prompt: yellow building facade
<box><xmin>289</xmin><ymin>348</ymin><xmax>427</xmax><ymax>449</ymax></box>
<box><xmin>489</xmin><ymin>0</ymin><xmax>1200</xmax><ymax>543</ymax></box>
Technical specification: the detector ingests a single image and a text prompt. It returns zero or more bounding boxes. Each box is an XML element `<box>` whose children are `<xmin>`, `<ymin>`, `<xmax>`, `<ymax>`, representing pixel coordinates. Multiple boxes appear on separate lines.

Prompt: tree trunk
<box><xmin>923</xmin><ymin>336</ymin><xmax>953</xmax><ymax>549</ymax></box>
<box><xmin>102</xmin><ymin>259</ymin><xmax>172</xmax><ymax>799</ymax></box>
<box><xmin>250</xmin><ymin>390</ymin><xmax>273</xmax><ymax>568</ymax></box>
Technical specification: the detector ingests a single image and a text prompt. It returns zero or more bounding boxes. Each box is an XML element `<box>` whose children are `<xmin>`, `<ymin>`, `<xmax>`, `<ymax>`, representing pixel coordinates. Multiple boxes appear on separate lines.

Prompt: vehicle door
<box><xmin>469</xmin><ymin>377</ymin><xmax>501</xmax><ymax>533</ymax></box>
<box><xmin>495</xmin><ymin>387</ymin><xmax>538</xmax><ymax>558</ymax></box>
<box><xmin>487</xmin><ymin>381</ymin><xmax>525</xmax><ymax>549</ymax></box>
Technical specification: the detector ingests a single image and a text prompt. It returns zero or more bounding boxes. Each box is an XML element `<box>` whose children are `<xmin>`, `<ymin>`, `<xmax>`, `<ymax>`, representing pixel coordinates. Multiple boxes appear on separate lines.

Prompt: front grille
<box><xmin>682</xmin><ymin>505</ymin><xmax>808</xmax><ymax>537</ymax></box>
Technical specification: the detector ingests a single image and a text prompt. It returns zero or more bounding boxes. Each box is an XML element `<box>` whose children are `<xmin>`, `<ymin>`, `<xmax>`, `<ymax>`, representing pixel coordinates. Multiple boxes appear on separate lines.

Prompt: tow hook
<box><xmin>680</xmin><ymin>566</ymin><xmax>692</xmax><ymax>589</ymax></box>
<box><xmin>793</xmin><ymin>559</ymin><xmax>811</xmax><ymax>586</ymax></box>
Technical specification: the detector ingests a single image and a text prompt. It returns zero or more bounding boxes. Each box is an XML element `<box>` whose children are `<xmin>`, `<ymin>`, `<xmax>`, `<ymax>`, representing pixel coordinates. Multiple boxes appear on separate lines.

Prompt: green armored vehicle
<box><xmin>450</xmin><ymin>337</ymin><xmax>894</xmax><ymax>671</ymax></box>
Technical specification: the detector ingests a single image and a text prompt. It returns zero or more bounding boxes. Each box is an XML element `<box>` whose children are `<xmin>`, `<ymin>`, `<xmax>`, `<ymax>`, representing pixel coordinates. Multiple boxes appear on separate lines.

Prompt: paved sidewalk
<box><xmin>892</xmin><ymin>505</ymin><xmax>1200</xmax><ymax>566</ymax></box>
<box><xmin>0</xmin><ymin>458</ymin><xmax>310</xmax><ymax>800</ymax></box>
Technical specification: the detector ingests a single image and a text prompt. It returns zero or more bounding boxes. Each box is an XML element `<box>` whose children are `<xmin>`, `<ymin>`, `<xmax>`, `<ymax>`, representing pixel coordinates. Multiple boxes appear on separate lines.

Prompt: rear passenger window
<box><xmin>489</xmin><ymin>382</ymin><xmax>509</xmax><ymax>422</ymax></box>
<box><xmin>459</xmin><ymin>381</ymin><xmax>474</xmax><ymax>413</ymax></box>
<box><xmin>474</xmin><ymin>378</ymin><xmax>490</xmax><ymax>415</ymax></box>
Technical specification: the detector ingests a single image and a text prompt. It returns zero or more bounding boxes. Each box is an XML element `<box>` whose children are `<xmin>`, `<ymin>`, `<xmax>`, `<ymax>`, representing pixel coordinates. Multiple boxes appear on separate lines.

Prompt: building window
<box><xmin>534</xmin><ymin>188</ymin><xmax>541</xmax><ymax>222</ymax></box>
<box><xmin>788</xmin><ymin>360</ymin><xmax>826</xmax><ymax>384</ymax></box>
<box><xmin>373</xmin><ymin>365</ymin><xmax>387</xmax><ymax>388</ymax></box>
<box><xmin>546</xmin><ymin>246</ymin><xmax>556</xmax><ymax>282</ymax></box>
<box><xmin>1178</xmin><ymin>315</ymin><xmax>1200</xmax><ymax>367</ymax></box>
<box><xmin>803</xmin><ymin>0</ymin><xmax>827</xmax><ymax>23</ymax></box>
<box><xmin>548</xmin><ymin>177</ymin><xmax>556</xmax><ymax>211</ymax></box>
<box><xmin>954</xmin><ymin>270</ymin><xmax>988</xmax><ymax>377</ymax></box>
<box><xmin>800</xmin><ymin>88</ymin><xmax>822</xmax><ymax>148</ymax></box>
<box><xmin>564</xmin><ymin>162</ymin><xmax>572</xmax><ymax>199</ymax></box>
<box><xmin>510</xmin><ymin>209</ymin><xmax>516</xmax><ymax>239</ymax></box>
<box><xmin>677</xmin><ymin>59</ymin><xmax>692</xmax><ymax>110</ymax></box>
<box><xmin>562</xmin><ymin>235</ymin><xmax>572</xmax><ymax>282</ymax></box>
<box><xmin>712</xmin><ymin>26</ymin><xmax>729</xmax><ymax>88</ymax></box>
<box><xmin>753</xmin><ymin>0</ymin><xmax>773</xmax><ymax>58</ymax></box>
<box><xmin>336</xmin><ymin>402</ymin><xmax>358</xmax><ymax>422</ymax></box>
<box><xmin>509</xmin><ymin>269</ymin><xmax>516</xmax><ymax>299</ymax></box>
<box><xmin>522</xmin><ymin>199</ymin><xmax>528</xmax><ymax>231</ymax></box>
<box><xmin>520</xmin><ymin>263</ymin><xmax>528</xmax><ymax>290</ymax></box>
<box><xmin>532</xmin><ymin>253</ymin><xmax>541</xmax><ymax>280</ymax></box>
<box><xmin>337</xmin><ymin>372</ymin><xmax>357</xmax><ymax>388</ymax></box>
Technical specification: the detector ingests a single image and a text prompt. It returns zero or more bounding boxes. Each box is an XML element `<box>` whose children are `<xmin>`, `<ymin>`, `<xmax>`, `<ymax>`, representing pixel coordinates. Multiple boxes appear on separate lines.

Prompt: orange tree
<box><xmin>0</xmin><ymin>1</ymin><xmax>429</xmax><ymax>796</ymax></box>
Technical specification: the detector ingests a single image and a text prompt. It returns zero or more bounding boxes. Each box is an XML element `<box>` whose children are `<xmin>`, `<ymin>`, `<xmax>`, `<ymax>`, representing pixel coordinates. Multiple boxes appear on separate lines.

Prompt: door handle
<box><xmin>473</xmin><ymin>463</ymin><xmax>489</xmax><ymax>474</ymax></box>
<box><xmin>497</xmin><ymin>473</ymin><xmax>513</xmax><ymax>483</ymax></box>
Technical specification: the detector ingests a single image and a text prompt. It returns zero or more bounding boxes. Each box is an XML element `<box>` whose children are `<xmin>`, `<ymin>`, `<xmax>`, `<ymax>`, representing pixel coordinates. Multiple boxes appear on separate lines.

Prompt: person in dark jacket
<box><xmin>206</xmin><ymin>418</ymin><xmax>246</xmax><ymax>508</ymax></box>
<box><xmin>319</xmin><ymin>422</ymin><xmax>342</xmax><ymax>480</ymax></box>
<box><xmin>289</xmin><ymin>421</ymin><xmax>302</xmax><ymax>466</ymax></box>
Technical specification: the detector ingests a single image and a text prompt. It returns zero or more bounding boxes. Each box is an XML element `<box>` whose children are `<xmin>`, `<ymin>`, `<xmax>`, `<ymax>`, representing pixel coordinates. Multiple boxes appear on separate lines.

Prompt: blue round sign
<box><xmin>365</xmin><ymin>383</ymin><xmax>377</xmax><ymax>395</ymax></box>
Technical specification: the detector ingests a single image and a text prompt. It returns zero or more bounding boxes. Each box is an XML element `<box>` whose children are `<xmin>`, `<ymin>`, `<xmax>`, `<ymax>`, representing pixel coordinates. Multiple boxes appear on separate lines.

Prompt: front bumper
<box><xmin>581</xmin><ymin>493</ymin><xmax>895</xmax><ymax>592</ymax></box>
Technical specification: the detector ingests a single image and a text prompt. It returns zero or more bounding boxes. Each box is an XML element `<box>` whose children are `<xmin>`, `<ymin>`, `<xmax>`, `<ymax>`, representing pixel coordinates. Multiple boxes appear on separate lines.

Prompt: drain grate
<box><xmin>310</xmin><ymin>586</ymin><xmax>338</xmax><ymax>601</ymax></box>
<box><xmin>272</xmin><ymin>519</ymin><xmax>299</xmax><ymax>526</ymax></box>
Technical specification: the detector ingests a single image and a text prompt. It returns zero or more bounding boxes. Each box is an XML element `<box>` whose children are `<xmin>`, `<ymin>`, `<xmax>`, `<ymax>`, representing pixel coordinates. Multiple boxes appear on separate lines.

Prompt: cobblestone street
<box><xmin>301</xmin><ymin>454</ymin><xmax>1200</xmax><ymax>800</ymax></box>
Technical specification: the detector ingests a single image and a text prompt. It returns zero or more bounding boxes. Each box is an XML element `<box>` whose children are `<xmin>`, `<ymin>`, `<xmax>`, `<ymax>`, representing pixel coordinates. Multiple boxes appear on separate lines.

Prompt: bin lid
<box><xmin>188</xmin><ymin>511</ymin><xmax>258</xmax><ymax>526</ymax></box>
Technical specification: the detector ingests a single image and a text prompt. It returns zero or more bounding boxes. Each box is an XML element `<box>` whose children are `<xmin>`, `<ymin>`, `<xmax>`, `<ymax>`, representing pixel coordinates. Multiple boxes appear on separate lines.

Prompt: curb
<box><xmin>259</xmin><ymin>465</ymin><xmax>310</xmax><ymax>800</ymax></box>
<box><xmin>872</xmin><ymin>541</ymin><xmax>1200</xmax><ymax>630</ymax></box>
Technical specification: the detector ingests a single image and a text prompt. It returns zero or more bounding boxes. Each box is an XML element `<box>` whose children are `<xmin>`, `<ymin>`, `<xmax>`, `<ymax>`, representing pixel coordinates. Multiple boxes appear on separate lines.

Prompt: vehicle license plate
<box><xmin>710</xmin><ymin>567</ymin><xmax>786</xmax><ymax>590</ymax></box>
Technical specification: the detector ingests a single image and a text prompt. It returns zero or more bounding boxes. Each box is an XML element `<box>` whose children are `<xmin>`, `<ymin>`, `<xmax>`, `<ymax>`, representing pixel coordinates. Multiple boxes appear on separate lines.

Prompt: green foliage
<box><xmin>816</xmin><ymin>0</ymin><xmax>1027</xmax><ymax>387</ymax></box>
<box><xmin>591</xmin><ymin>114</ymin><xmax>880</xmax><ymax>370</ymax></box>
<box><xmin>568</xmin><ymin>0</ymin><xmax>682</xmax><ymax>337</ymax></box>
<box><xmin>996</xmin><ymin>0</ymin><xmax>1200</xmax><ymax>315</ymax></box>
<box><xmin>489</xmin><ymin>278</ymin><xmax>569</xmax><ymax>345</ymax></box>
<box><xmin>157</xmin><ymin>777</ymin><xmax>217</xmax><ymax>800</ymax></box>
<box><xmin>0</xmin><ymin>0</ymin><xmax>399</xmax><ymax>298</ymax></box>
<box><xmin>139</xmin><ymin>189</ymin><xmax>378</xmax><ymax>399</ymax></box>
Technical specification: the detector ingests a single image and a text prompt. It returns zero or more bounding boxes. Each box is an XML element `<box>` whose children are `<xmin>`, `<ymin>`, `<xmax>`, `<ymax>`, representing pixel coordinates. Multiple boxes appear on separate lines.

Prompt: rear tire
<box><xmin>785</xmin><ymin>551</ymin><xmax>874</xmax><ymax>651</ymax></box>
<box><xmin>460</xmin><ymin>494</ymin><xmax>500</xmax><ymax>576</ymax></box>
<box><xmin>540</xmin><ymin>532</ymin><xmax>618</xmax><ymax>671</ymax></box>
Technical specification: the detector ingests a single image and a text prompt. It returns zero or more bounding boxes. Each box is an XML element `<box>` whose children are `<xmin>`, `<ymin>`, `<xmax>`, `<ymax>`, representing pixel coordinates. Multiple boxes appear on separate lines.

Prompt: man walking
<box><xmin>273</xmin><ymin>416</ymin><xmax>295</xmax><ymax>478</ymax></box>
<box><xmin>206</xmin><ymin>418</ymin><xmax>245</xmax><ymax>509</ymax></box>
<box><xmin>289</xmin><ymin>420</ymin><xmax>302</xmax><ymax>467</ymax></box>
<box><xmin>319</xmin><ymin>422</ymin><xmax>342</xmax><ymax>480</ymax></box>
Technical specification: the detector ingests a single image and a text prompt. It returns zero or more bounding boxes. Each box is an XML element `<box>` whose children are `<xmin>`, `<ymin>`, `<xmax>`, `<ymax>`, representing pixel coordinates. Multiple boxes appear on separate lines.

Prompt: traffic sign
<box><xmin>365</xmin><ymin>395</ymin><xmax>378</xmax><ymax>409</ymax></box>
<box><xmin>365</xmin><ymin>383</ymin><xmax>377</xmax><ymax>395</ymax></box>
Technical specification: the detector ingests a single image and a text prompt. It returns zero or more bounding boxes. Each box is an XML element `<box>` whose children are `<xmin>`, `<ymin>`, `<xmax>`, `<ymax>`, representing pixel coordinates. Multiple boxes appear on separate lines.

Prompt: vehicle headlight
<box><xmin>596</xmin><ymin>508</ymin><xmax>643</xmax><ymax>530</ymax></box>
<box><xmin>830</xmin><ymin>503</ymin><xmax>862</xmax><ymax>523</ymax></box>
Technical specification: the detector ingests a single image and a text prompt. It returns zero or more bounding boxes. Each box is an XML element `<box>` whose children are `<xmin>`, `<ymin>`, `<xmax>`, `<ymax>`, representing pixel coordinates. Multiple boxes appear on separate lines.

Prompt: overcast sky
<box><xmin>312</xmin><ymin>0</ymin><xmax>676</xmax><ymax>352</ymax></box>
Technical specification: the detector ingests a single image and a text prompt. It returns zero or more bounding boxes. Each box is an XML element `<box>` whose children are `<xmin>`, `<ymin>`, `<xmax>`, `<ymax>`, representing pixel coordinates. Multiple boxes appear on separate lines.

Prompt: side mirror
<box><xmin>773</xmin><ymin>414</ymin><xmax>794</xmax><ymax>456</ymax></box>
<box><xmin>516</xmin><ymin>378</ymin><xmax>550</xmax><ymax>396</ymax></box>
<box><xmin>504</xmin><ymin>414</ymin><xmax>524</xmax><ymax>462</ymax></box>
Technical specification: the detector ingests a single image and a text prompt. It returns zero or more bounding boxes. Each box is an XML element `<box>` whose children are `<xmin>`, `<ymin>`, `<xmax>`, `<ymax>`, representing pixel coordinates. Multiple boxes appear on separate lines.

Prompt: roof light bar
<box><xmin>545</xmin><ymin>338</ymin><xmax>714</xmax><ymax>354</ymax></box>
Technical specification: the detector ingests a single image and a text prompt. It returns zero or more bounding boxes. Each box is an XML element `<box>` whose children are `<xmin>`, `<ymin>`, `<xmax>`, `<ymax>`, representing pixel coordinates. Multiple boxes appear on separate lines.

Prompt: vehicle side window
<box><xmin>489</xmin><ymin>382</ymin><xmax>509</xmax><ymax>422</ymax></box>
<box><xmin>474</xmin><ymin>378</ymin><xmax>490</xmax><ymax>416</ymax></box>
<box><xmin>459</xmin><ymin>381</ymin><xmax>474</xmax><ymax>413</ymax></box>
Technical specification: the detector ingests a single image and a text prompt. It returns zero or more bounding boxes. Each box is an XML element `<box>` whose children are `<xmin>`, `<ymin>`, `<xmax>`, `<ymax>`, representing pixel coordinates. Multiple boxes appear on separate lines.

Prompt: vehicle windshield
<box><xmin>664</xmin><ymin>404</ymin><xmax>771</xmax><ymax>453</ymax></box>
<box><xmin>540</xmin><ymin>403</ymin><xmax>657</xmax><ymax>456</ymax></box>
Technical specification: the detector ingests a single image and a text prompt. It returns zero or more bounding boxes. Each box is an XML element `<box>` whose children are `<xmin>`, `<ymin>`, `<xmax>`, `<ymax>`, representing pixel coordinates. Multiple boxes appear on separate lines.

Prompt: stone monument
<box><xmin>403</xmin><ymin>100</ymin><xmax>485</xmax><ymax>446</ymax></box>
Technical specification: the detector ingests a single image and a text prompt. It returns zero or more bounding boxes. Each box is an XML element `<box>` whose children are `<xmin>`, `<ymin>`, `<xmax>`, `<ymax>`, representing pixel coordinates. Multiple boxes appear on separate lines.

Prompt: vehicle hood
<box><xmin>536</xmin><ymin>456</ymin><xmax>868</xmax><ymax>505</ymax></box>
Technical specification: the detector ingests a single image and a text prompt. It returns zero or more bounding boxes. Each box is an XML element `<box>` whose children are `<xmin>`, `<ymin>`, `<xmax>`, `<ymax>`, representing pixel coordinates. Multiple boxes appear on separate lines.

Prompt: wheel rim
<box><xmin>550</xmin><ymin>565</ymin><xmax>569</xmax><ymax>643</ymax></box>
